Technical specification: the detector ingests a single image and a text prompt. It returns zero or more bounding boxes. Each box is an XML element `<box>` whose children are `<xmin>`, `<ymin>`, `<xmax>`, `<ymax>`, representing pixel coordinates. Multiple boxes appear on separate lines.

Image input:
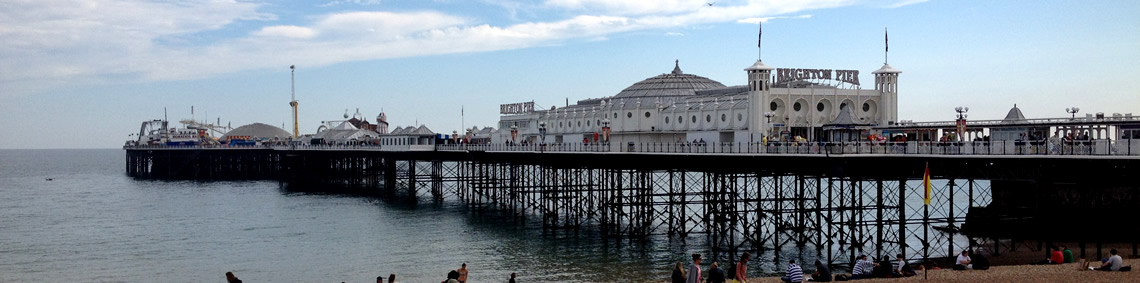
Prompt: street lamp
<box><xmin>764</xmin><ymin>112</ymin><xmax>775</xmax><ymax>138</ymax></box>
<box><xmin>601</xmin><ymin>119</ymin><xmax>611</xmax><ymax>144</ymax></box>
<box><xmin>955</xmin><ymin>106</ymin><xmax>969</xmax><ymax>141</ymax></box>
<box><xmin>538</xmin><ymin>121</ymin><xmax>547</xmax><ymax>144</ymax></box>
<box><xmin>1066</xmin><ymin>107</ymin><xmax>1080</xmax><ymax>120</ymax></box>
<box><xmin>510</xmin><ymin>125</ymin><xmax>518</xmax><ymax>144</ymax></box>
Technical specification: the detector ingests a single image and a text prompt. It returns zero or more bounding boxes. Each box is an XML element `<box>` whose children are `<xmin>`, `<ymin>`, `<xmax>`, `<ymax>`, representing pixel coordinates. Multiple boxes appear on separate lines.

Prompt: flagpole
<box><xmin>884</xmin><ymin>27</ymin><xmax>889</xmax><ymax>64</ymax></box>
<box><xmin>758</xmin><ymin>22</ymin><xmax>763</xmax><ymax>60</ymax></box>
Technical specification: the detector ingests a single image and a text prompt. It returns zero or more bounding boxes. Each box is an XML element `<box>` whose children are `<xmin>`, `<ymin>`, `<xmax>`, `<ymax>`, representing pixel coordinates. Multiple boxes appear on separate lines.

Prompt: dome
<box><xmin>222</xmin><ymin>123</ymin><xmax>292</xmax><ymax>140</ymax></box>
<box><xmin>613</xmin><ymin>60</ymin><xmax>726</xmax><ymax>98</ymax></box>
<box><xmin>872</xmin><ymin>63</ymin><xmax>901</xmax><ymax>74</ymax></box>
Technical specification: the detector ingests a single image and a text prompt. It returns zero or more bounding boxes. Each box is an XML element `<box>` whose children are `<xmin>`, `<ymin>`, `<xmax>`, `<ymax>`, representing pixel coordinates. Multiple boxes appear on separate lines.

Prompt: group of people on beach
<box><xmin>671</xmin><ymin>252</ymin><xmax>751</xmax><ymax>283</ymax></box>
<box><xmin>224</xmin><ymin>262</ymin><xmax>522</xmax><ymax>283</ymax></box>
<box><xmin>954</xmin><ymin>245</ymin><xmax>1130</xmax><ymax>272</ymax></box>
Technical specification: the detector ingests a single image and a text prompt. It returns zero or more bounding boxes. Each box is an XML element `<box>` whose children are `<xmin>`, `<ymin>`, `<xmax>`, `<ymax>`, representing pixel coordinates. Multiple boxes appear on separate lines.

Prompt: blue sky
<box><xmin>1</xmin><ymin>0</ymin><xmax>1138</xmax><ymax>148</ymax></box>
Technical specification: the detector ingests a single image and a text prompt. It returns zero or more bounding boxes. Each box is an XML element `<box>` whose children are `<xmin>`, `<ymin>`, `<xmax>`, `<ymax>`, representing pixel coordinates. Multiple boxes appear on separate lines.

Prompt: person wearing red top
<box><xmin>1050</xmin><ymin>246</ymin><xmax>1064</xmax><ymax>264</ymax></box>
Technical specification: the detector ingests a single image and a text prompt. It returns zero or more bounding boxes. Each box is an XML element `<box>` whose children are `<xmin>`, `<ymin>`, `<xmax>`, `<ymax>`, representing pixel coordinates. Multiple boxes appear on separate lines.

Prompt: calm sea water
<box><xmin>0</xmin><ymin>149</ymin><xmax>978</xmax><ymax>283</ymax></box>
<box><xmin>0</xmin><ymin>149</ymin><xmax>720</xmax><ymax>283</ymax></box>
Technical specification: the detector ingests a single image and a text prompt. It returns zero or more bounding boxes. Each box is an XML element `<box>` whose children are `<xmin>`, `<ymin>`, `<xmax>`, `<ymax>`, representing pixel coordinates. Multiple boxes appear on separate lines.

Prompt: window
<box><xmin>678</xmin><ymin>116</ymin><xmax>683</xmax><ymax>124</ymax></box>
<box><xmin>706</xmin><ymin>115</ymin><xmax>712</xmax><ymax>122</ymax></box>
<box><xmin>613</xmin><ymin>113</ymin><xmax>618</xmax><ymax>119</ymax></box>
<box><xmin>577</xmin><ymin>121</ymin><xmax>581</xmax><ymax>127</ymax></box>
<box><xmin>665</xmin><ymin>116</ymin><xmax>670</xmax><ymax>124</ymax></box>
<box><xmin>737</xmin><ymin>113</ymin><xmax>743</xmax><ymax>121</ymax></box>
<box><xmin>627</xmin><ymin>112</ymin><xmax>633</xmax><ymax>118</ymax></box>
<box><xmin>817</xmin><ymin>102</ymin><xmax>825</xmax><ymax>112</ymax></box>
<box><xmin>840</xmin><ymin>103</ymin><xmax>847</xmax><ymax>109</ymax></box>
<box><xmin>691</xmin><ymin>115</ymin><xmax>697</xmax><ymax>123</ymax></box>
<box><xmin>587</xmin><ymin>120</ymin><xmax>591</xmax><ymax>126</ymax></box>
<box><xmin>863</xmin><ymin>102</ymin><xmax>871</xmax><ymax>112</ymax></box>
<box><xmin>721</xmin><ymin>114</ymin><xmax>726</xmax><ymax>122</ymax></box>
<box><xmin>770</xmin><ymin>102</ymin><xmax>778</xmax><ymax>111</ymax></box>
<box><xmin>794</xmin><ymin>102</ymin><xmax>802</xmax><ymax>111</ymax></box>
<box><xmin>644</xmin><ymin>112</ymin><xmax>651</xmax><ymax>118</ymax></box>
<box><xmin>559</xmin><ymin>122</ymin><xmax>563</xmax><ymax>128</ymax></box>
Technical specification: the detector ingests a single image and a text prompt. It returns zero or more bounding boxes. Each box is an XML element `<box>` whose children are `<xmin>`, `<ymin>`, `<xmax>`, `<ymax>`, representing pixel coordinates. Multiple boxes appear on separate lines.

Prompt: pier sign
<box><xmin>776</xmin><ymin>68</ymin><xmax>860</xmax><ymax>86</ymax></box>
<box><xmin>501</xmin><ymin>102</ymin><xmax>536</xmax><ymax>114</ymax></box>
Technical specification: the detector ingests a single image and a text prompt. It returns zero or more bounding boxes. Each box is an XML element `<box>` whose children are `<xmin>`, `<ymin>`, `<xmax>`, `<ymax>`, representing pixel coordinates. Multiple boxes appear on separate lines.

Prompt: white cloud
<box><xmin>319</xmin><ymin>0</ymin><xmax>383</xmax><ymax>7</ymax></box>
<box><xmin>0</xmin><ymin>0</ymin><xmax>887</xmax><ymax>97</ymax></box>
<box><xmin>737</xmin><ymin>14</ymin><xmax>813</xmax><ymax>24</ymax></box>
<box><xmin>665</xmin><ymin>32</ymin><xmax>684</xmax><ymax>36</ymax></box>
<box><xmin>884</xmin><ymin>0</ymin><xmax>928</xmax><ymax>9</ymax></box>
<box><xmin>255</xmin><ymin>26</ymin><xmax>317</xmax><ymax>39</ymax></box>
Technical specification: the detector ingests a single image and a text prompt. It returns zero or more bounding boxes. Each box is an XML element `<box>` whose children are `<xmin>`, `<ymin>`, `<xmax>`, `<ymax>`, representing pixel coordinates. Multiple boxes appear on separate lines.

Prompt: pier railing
<box><xmin>124</xmin><ymin>139</ymin><xmax>1140</xmax><ymax>156</ymax></box>
<box><xmin>436</xmin><ymin>139</ymin><xmax>1140</xmax><ymax>156</ymax></box>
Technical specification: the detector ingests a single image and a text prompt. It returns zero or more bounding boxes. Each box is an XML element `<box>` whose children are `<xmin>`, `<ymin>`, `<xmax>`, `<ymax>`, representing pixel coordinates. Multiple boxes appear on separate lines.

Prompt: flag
<box><xmin>757</xmin><ymin>22</ymin><xmax>763</xmax><ymax>48</ymax></box>
<box><xmin>923</xmin><ymin>162</ymin><xmax>932</xmax><ymax>205</ymax></box>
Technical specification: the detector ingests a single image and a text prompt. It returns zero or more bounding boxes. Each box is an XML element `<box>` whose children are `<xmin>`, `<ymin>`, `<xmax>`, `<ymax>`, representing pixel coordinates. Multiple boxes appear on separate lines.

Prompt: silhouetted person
<box><xmin>508</xmin><ymin>272</ymin><xmax>517</xmax><ymax>283</ymax></box>
<box><xmin>707</xmin><ymin>262</ymin><xmax>725</xmax><ymax>283</ymax></box>
<box><xmin>225</xmin><ymin>272</ymin><xmax>242</xmax><ymax>283</ymax></box>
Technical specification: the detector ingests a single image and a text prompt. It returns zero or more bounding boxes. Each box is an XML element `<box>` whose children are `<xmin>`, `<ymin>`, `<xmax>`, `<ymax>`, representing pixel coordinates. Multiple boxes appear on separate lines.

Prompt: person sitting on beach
<box><xmin>1062</xmin><ymin>245</ymin><xmax>1074</xmax><ymax>263</ymax></box>
<box><xmin>781</xmin><ymin>260</ymin><xmax>802</xmax><ymax>283</ymax></box>
<box><xmin>972</xmin><ymin>249</ymin><xmax>990</xmax><ymax>270</ymax></box>
<box><xmin>850</xmin><ymin>255</ymin><xmax>875</xmax><ymax>279</ymax></box>
<box><xmin>1051</xmin><ymin>246</ymin><xmax>1065</xmax><ymax>264</ymax></box>
<box><xmin>872</xmin><ymin>258</ymin><xmax>895</xmax><ymax>278</ymax></box>
<box><xmin>812</xmin><ymin>260</ymin><xmax>832</xmax><ymax>282</ymax></box>
<box><xmin>225</xmin><ymin>272</ymin><xmax>242</xmax><ymax>283</ymax></box>
<box><xmin>953</xmin><ymin>250</ymin><xmax>972</xmax><ymax>270</ymax></box>
<box><xmin>708</xmin><ymin>262</ymin><xmax>726</xmax><ymax>283</ymax></box>
<box><xmin>671</xmin><ymin>262</ymin><xmax>686</xmax><ymax>283</ymax></box>
<box><xmin>1097</xmin><ymin>248</ymin><xmax>1127</xmax><ymax>271</ymax></box>
<box><xmin>895</xmin><ymin>254</ymin><xmax>916</xmax><ymax>277</ymax></box>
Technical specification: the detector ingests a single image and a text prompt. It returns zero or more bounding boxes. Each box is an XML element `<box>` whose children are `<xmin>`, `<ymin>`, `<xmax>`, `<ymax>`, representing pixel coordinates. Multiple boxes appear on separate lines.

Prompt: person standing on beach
<box><xmin>458</xmin><ymin>263</ymin><xmax>469</xmax><ymax>283</ymax></box>
<box><xmin>389</xmin><ymin>273</ymin><xmax>397</xmax><ymax>283</ymax></box>
<box><xmin>671</xmin><ymin>262</ymin><xmax>686</xmax><ymax>283</ymax></box>
<box><xmin>687</xmin><ymin>253</ymin><xmax>703</xmax><ymax>283</ymax></box>
<box><xmin>376</xmin><ymin>276</ymin><xmax>384</xmax><ymax>283</ymax></box>
<box><xmin>780</xmin><ymin>260</ymin><xmax>802</xmax><ymax>283</ymax></box>
<box><xmin>508</xmin><ymin>272</ymin><xmax>517</xmax><ymax>283</ymax></box>
<box><xmin>708</xmin><ymin>262</ymin><xmax>726</xmax><ymax>283</ymax></box>
<box><xmin>734</xmin><ymin>252</ymin><xmax>750</xmax><ymax>283</ymax></box>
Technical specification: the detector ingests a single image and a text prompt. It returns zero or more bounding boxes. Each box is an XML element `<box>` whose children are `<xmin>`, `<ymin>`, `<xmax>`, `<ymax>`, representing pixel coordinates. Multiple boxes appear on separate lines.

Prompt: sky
<box><xmin>1</xmin><ymin>0</ymin><xmax>1138</xmax><ymax>149</ymax></box>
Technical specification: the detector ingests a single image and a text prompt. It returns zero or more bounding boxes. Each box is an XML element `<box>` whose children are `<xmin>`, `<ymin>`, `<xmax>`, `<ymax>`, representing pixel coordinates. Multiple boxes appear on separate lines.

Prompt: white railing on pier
<box><xmin>125</xmin><ymin>139</ymin><xmax>1140</xmax><ymax>156</ymax></box>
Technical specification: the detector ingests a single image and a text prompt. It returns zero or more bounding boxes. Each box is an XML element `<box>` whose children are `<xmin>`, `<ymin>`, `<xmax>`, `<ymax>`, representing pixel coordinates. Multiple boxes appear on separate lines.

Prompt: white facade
<box><xmin>496</xmin><ymin>59</ymin><xmax>900</xmax><ymax>144</ymax></box>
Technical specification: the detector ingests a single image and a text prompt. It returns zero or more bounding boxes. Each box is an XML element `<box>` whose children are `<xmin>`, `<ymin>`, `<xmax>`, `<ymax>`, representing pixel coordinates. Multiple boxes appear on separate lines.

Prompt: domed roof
<box><xmin>872</xmin><ymin>63</ymin><xmax>901</xmax><ymax>74</ymax></box>
<box><xmin>613</xmin><ymin>60</ymin><xmax>726</xmax><ymax>98</ymax></box>
<box><xmin>222</xmin><ymin>123</ymin><xmax>292</xmax><ymax>139</ymax></box>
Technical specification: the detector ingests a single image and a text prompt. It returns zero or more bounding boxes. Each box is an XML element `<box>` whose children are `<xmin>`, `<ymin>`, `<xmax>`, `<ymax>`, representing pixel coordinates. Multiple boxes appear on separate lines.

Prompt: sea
<box><xmin>1</xmin><ymin>149</ymin><xmax>978</xmax><ymax>282</ymax></box>
<box><xmin>0</xmin><ymin>149</ymin><xmax>716</xmax><ymax>282</ymax></box>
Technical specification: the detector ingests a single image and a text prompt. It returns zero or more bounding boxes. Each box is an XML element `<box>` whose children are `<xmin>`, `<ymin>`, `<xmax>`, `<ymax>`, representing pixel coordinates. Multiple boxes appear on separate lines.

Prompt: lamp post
<box><xmin>764</xmin><ymin>112</ymin><xmax>775</xmax><ymax>139</ymax></box>
<box><xmin>1066</xmin><ymin>107</ymin><xmax>1080</xmax><ymax>120</ymax></box>
<box><xmin>601</xmin><ymin>119</ymin><xmax>611</xmax><ymax>144</ymax></box>
<box><xmin>510</xmin><ymin>125</ymin><xmax>518</xmax><ymax>144</ymax></box>
<box><xmin>538</xmin><ymin>122</ymin><xmax>547</xmax><ymax>144</ymax></box>
<box><xmin>955</xmin><ymin>106</ymin><xmax>969</xmax><ymax>142</ymax></box>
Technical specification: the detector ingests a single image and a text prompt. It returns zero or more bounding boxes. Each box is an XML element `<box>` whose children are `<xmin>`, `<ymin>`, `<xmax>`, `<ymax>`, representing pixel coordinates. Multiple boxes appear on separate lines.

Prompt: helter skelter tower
<box><xmin>289</xmin><ymin>65</ymin><xmax>299</xmax><ymax>138</ymax></box>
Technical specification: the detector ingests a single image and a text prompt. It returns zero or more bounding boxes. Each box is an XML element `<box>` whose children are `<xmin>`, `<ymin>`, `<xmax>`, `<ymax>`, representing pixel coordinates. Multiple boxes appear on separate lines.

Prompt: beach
<box><xmin>737</xmin><ymin>258</ymin><xmax>1138</xmax><ymax>283</ymax></box>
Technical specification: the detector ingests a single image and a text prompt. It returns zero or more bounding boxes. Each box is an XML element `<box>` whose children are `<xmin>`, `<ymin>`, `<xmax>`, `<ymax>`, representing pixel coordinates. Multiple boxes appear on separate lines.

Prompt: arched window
<box><xmin>706</xmin><ymin>115</ymin><xmax>712</xmax><ymax>122</ymax></box>
<box><xmin>817</xmin><ymin>102</ymin><xmax>825</xmax><ymax>112</ymax></box>
<box><xmin>770</xmin><ymin>102</ymin><xmax>778</xmax><ymax>111</ymax></box>
<box><xmin>721</xmin><ymin>114</ymin><xmax>726</xmax><ymax>122</ymax></box>
<box><xmin>863</xmin><ymin>103</ymin><xmax>871</xmax><ymax>112</ymax></box>
<box><xmin>794</xmin><ymin>102</ymin><xmax>802</xmax><ymax>112</ymax></box>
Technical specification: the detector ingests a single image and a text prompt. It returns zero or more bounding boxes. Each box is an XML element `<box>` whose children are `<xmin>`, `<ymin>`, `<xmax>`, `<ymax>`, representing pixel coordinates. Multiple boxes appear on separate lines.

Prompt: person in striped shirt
<box><xmin>781</xmin><ymin>260</ymin><xmax>803</xmax><ymax>283</ymax></box>
<box><xmin>850</xmin><ymin>255</ymin><xmax>876</xmax><ymax>279</ymax></box>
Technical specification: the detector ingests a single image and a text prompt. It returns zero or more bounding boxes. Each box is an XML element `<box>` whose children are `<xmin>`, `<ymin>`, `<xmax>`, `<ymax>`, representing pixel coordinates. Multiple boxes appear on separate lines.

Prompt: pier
<box><xmin>124</xmin><ymin>143</ymin><xmax>1140</xmax><ymax>266</ymax></box>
